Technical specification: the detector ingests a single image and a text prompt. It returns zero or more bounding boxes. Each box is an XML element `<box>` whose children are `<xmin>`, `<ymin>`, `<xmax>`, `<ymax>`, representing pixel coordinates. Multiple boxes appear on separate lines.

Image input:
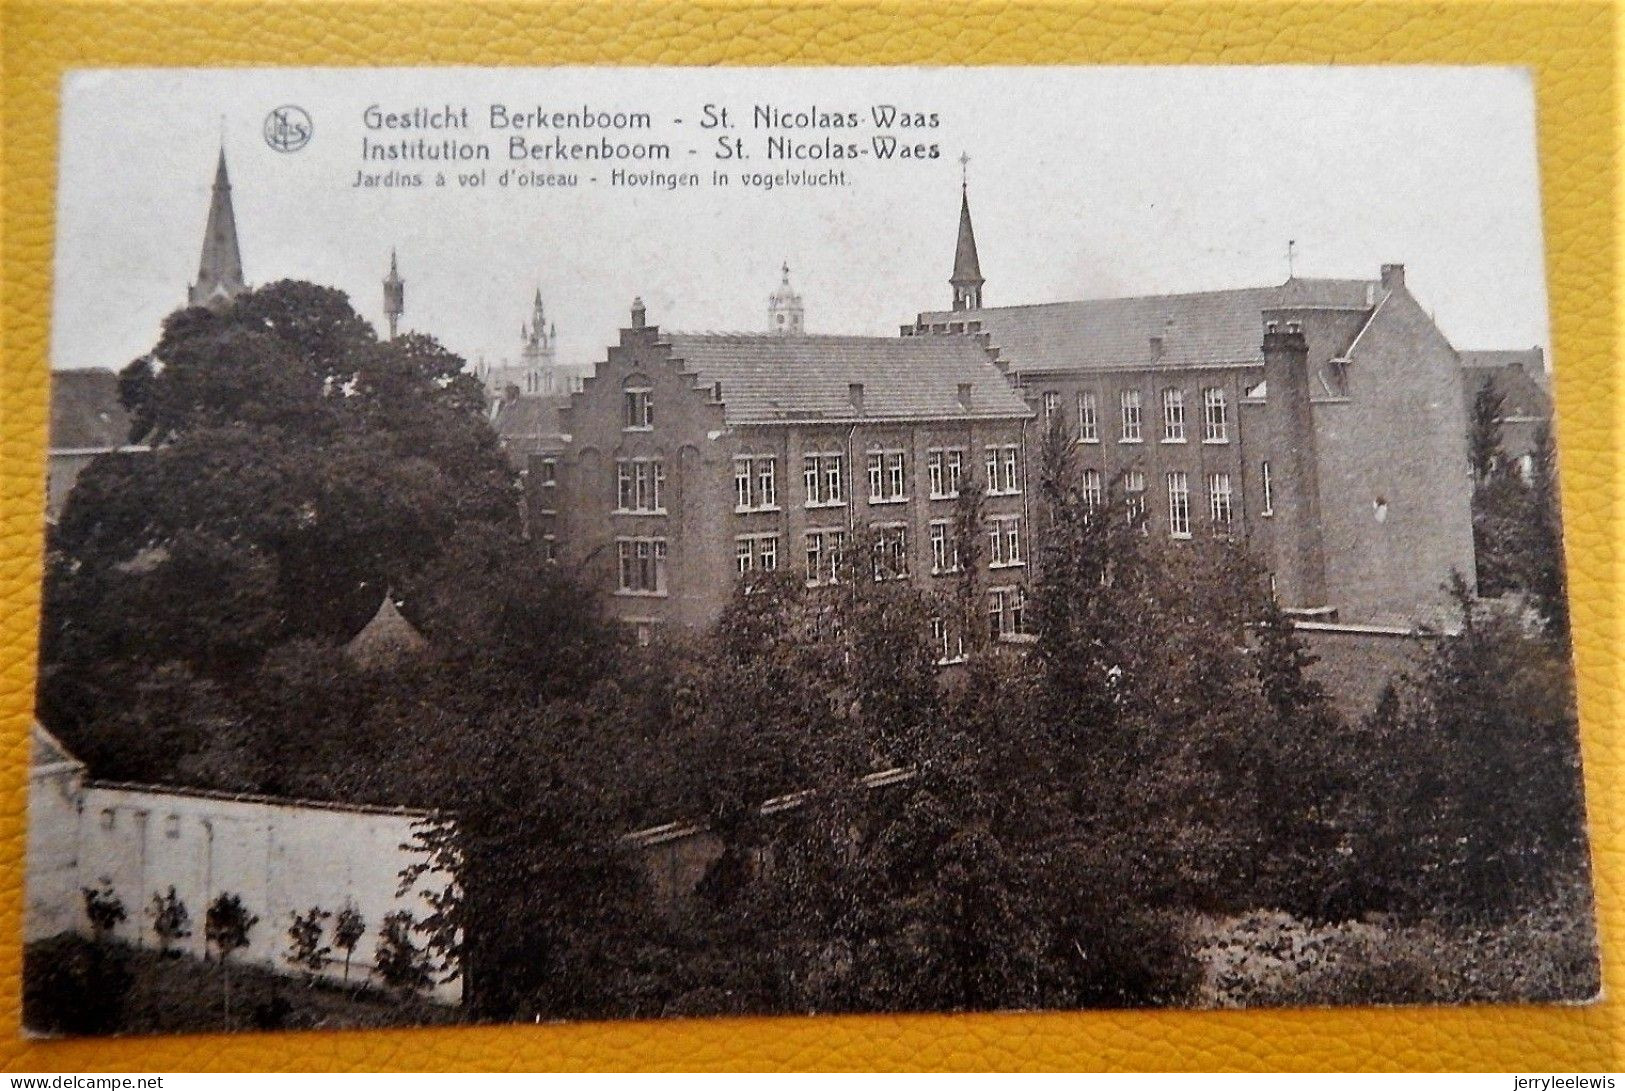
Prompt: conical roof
<box><xmin>344</xmin><ymin>593</ymin><xmax>428</xmax><ymax>669</ymax></box>
<box><xmin>189</xmin><ymin>148</ymin><xmax>246</xmax><ymax>308</ymax></box>
<box><xmin>951</xmin><ymin>187</ymin><xmax>983</xmax><ymax>287</ymax></box>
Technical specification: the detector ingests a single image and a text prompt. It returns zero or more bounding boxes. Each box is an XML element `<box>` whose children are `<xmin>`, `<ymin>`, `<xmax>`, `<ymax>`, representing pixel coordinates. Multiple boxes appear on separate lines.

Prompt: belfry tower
<box><xmin>950</xmin><ymin>157</ymin><xmax>984</xmax><ymax>312</ymax></box>
<box><xmin>383</xmin><ymin>250</ymin><xmax>405</xmax><ymax>340</ymax></box>
<box><xmin>768</xmin><ymin>262</ymin><xmax>805</xmax><ymax>335</ymax></box>
<box><xmin>519</xmin><ymin>290</ymin><xmax>559</xmax><ymax>392</ymax></box>
<box><xmin>188</xmin><ymin>148</ymin><xmax>248</xmax><ymax>310</ymax></box>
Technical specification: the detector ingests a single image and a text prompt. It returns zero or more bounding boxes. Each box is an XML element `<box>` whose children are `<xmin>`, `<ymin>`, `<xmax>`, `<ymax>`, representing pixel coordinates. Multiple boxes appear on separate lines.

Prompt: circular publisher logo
<box><xmin>264</xmin><ymin>106</ymin><xmax>313</xmax><ymax>153</ymax></box>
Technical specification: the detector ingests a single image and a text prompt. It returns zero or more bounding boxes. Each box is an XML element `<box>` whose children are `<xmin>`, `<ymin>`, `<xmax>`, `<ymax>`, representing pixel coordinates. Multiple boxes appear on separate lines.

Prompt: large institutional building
<box><xmin>50</xmin><ymin>154</ymin><xmax>1548</xmax><ymax>640</ymax></box>
<box><xmin>540</xmin><ymin>182</ymin><xmax>1491</xmax><ymax>634</ymax></box>
<box><xmin>902</xmin><ymin>186</ymin><xmax>1479</xmax><ymax>627</ymax></box>
<box><xmin>544</xmin><ymin>300</ymin><xmax>1034</xmax><ymax>649</ymax></box>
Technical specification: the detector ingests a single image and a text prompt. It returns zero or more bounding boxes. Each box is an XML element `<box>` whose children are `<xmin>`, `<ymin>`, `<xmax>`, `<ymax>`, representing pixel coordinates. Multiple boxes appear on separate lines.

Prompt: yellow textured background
<box><xmin>0</xmin><ymin>0</ymin><xmax>1619</xmax><ymax>1071</ymax></box>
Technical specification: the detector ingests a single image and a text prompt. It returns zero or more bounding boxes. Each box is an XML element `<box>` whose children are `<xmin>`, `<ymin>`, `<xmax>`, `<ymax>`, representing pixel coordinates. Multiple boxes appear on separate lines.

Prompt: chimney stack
<box><xmin>1380</xmin><ymin>263</ymin><xmax>1405</xmax><ymax>290</ymax></box>
<box><xmin>631</xmin><ymin>296</ymin><xmax>647</xmax><ymax>329</ymax></box>
<box><xmin>1260</xmin><ymin>312</ymin><xmax>1328</xmax><ymax>613</ymax></box>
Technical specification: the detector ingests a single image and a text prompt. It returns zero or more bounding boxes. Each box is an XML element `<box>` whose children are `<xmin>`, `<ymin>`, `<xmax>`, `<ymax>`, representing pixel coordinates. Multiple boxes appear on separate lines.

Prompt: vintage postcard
<box><xmin>26</xmin><ymin>65</ymin><xmax>1598</xmax><ymax>1036</ymax></box>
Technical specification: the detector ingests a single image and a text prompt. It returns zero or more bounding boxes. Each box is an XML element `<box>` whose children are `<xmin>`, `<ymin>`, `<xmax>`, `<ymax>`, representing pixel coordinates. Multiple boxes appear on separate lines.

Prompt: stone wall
<box><xmin>27</xmin><ymin>768</ymin><xmax>459</xmax><ymax>1003</ymax></box>
<box><xmin>1298</xmin><ymin>621</ymin><xmax>1440</xmax><ymax>722</ymax></box>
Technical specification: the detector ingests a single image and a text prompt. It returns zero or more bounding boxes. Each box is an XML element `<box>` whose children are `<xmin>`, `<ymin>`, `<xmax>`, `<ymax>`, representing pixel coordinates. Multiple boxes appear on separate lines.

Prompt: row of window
<box><xmin>1044</xmin><ymin>386</ymin><xmax>1230</xmax><ymax>445</ymax></box>
<box><xmin>620</xmin><ymin>601</ymin><xmax>1027</xmax><ymax>660</ymax></box>
<box><xmin>737</xmin><ymin>447</ymin><xmax>1022</xmax><ymax>513</ymax></box>
<box><xmin>930</xmin><ymin>587</ymin><xmax>1028</xmax><ymax>662</ymax></box>
<box><xmin>614</xmin><ymin>460</ymin><xmax>1276</xmax><ymax>592</ymax></box>
<box><xmin>1074</xmin><ymin>460</ymin><xmax>1274</xmax><ymax>531</ymax></box>
<box><xmin>732</xmin><ymin>515</ymin><xmax>1026</xmax><ymax>583</ymax></box>
<box><xmin>611</xmin><ymin>448</ymin><xmax>1025</xmax><ymax>517</ymax></box>
<box><xmin>1075</xmin><ymin>469</ymin><xmax>1238</xmax><ymax>538</ymax></box>
<box><xmin>602</xmin><ymin>451</ymin><xmax>1268</xmax><ymax>531</ymax></box>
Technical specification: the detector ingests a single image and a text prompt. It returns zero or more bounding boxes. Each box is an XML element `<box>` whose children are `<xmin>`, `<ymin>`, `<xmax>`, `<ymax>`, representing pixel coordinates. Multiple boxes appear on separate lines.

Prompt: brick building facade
<box><xmin>547</xmin><ymin>300</ymin><xmax>1034</xmax><ymax>645</ymax></box>
<box><xmin>905</xmin><ymin>188</ymin><xmax>1479</xmax><ymax>627</ymax></box>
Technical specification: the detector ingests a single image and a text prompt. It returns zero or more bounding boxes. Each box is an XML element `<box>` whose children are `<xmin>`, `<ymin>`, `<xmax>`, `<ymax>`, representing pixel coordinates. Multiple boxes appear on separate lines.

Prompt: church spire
<box><xmin>383</xmin><ymin>249</ymin><xmax>405</xmax><ymax>340</ymax></box>
<box><xmin>188</xmin><ymin>146</ymin><xmax>247</xmax><ymax>311</ymax></box>
<box><xmin>950</xmin><ymin>153</ymin><xmax>984</xmax><ymax>312</ymax></box>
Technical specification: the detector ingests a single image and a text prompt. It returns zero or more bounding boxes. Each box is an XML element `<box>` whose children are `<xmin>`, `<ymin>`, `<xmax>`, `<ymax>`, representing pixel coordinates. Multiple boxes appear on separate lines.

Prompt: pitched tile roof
<box><xmin>49</xmin><ymin>368</ymin><xmax>137</xmax><ymax>450</ymax></box>
<box><xmin>1460</xmin><ymin>349</ymin><xmax>1552</xmax><ymax>418</ymax></box>
<box><xmin>492</xmin><ymin>393</ymin><xmax>569</xmax><ymax>442</ymax></box>
<box><xmin>913</xmin><ymin>278</ymin><xmax>1380</xmax><ymax>373</ymax></box>
<box><xmin>1460</xmin><ymin>348</ymin><xmax>1547</xmax><ymax>378</ymax></box>
<box><xmin>662</xmin><ymin>333</ymin><xmax>1032</xmax><ymax>424</ymax></box>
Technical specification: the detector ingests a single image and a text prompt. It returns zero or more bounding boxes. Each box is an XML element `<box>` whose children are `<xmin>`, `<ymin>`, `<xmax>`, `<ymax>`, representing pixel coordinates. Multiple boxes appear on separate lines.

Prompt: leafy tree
<box><xmin>81</xmin><ymin>880</ymin><xmax>127</xmax><ymax>941</ymax></box>
<box><xmin>332</xmin><ymin>903</ymin><xmax>367</xmax><ymax>984</ymax></box>
<box><xmin>286</xmin><ymin>906</ymin><xmax>332</xmax><ymax>981</ymax></box>
<box><xmin>40</xmin><ymin>280</ymin><xmax>520</xmax><ymax>792</ymax></box>
<box><xmin>373</xmin><ymin>911</ymin><xmax>435</xmax><ymax>997</ymax></box>
<box><xmin>206</xmin><ymin>892</ymin><xmax>259</xmax><ymax>1019</ymax></box>
<box><xmin>401</xmin><ymin>695</ymin><xmax>654</xmax><ymax>1020</ymax></box>
<box><xmin>949</xmin><ymin>476</ymin><xmax>989</xmax><ymax>656</ymax></box>
<box><xmin>1249</xmin><ymin>597</ymin><xmax>1368</xmax><ymax>919</ymax></box>
<box><xmin>1372</xmin><ymin>577</ymin><xmax>1587</xmax><ymax>920</ymax></box>
<box><xmin>1468</xmin><ymin>380</ymin><xmax>1507</xmax><ymax>483</ymax></box>
<box><xmin>148</xmin><ymin>887</ymin><xmax>190</xmax><ymax>957</ymax></box>
<box><xmin>1523</xmin><ymin>423</ymin><xmax>1569</xmax><ymax>638</ymax></box>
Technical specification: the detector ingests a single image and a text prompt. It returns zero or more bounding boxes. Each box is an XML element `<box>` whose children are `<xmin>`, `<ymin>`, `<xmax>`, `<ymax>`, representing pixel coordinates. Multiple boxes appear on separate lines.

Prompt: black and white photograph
<box><xmin>27</xmin><ymin>65</ymin><xmax>1598</xmax><ymax>1036</ymax></box>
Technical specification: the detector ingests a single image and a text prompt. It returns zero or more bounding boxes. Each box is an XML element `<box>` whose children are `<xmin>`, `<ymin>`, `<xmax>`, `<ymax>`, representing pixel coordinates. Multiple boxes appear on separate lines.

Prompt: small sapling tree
<box><xmin>206</xmin><ymin>892</ymin><xmax>259</xmax><ymax>1020</ymax></box>
<box><xmin>286</xmin><ymin>906</ymin><xmax>332</xmax><ymax>982</ymax></box>
<box><xmin>82</xmin><ymin>880</ymin><xmax>127</xmax><ymax>942</ymax></box>
<box><xmin>374</xmin><ymin>911</ymin><xmax>434</xmax><ymax>998</ymax></box>
<box><xmin>333</xmin><ymin>902</ymin><xmax>366</xmax><ymax>985</ymax></box>
<box><xmin>148</xmin><ymin>886</ymin><xmax>190</xmax><ymax>958</ymax></box>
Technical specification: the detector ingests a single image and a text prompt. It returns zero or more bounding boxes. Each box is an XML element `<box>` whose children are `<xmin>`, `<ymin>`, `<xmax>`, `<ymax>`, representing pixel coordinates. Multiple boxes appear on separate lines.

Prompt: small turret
<box><xmin>383</xmin><ymin>250</ymin><xmax>405</xmax><ymax>340</ymax></box>
<box><xmin>768</xmin><ymin>262</ymin><xmax>805</xmax><ymax>335</ymax></box>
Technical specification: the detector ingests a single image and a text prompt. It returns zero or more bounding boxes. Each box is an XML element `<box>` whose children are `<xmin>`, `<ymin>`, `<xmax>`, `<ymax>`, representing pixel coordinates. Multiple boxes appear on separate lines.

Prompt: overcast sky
<box><xmin>54</xmin><ymin>66</ymin><xmax>1550</xmax><ymax>373</ymax></box>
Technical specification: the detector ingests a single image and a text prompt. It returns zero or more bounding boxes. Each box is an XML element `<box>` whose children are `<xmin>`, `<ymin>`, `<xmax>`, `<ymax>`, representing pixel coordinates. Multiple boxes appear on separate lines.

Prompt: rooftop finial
<box><xmin>959</xmin><ymin>150</ymin><xmax>970</xmax><ymax>189</ymax></box>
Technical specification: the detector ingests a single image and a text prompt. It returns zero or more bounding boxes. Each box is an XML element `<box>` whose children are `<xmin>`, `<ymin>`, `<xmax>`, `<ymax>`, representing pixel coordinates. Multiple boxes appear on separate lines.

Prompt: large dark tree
<box><xmin>39</xmin><ymin>281</ymin><xmax>519</xmax><ymax>785</ymax></box>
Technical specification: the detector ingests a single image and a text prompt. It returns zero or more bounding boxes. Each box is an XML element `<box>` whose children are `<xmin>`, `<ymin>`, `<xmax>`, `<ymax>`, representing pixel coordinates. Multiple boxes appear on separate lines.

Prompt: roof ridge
<box><xmin>667</xmin><ymin>330</ymin><xmax>936</xmax><ymax>342</ymax></box>
<box><xmin>919</xmin><ymin>276</ymin><xmax>1380</xmax><ymax>317</ymax></box>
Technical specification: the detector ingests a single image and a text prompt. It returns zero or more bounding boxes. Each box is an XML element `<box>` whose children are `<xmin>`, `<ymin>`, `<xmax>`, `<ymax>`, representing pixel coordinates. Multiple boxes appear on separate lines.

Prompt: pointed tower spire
<box><xmin>383</xmin><ymin>249</ymin><xmax>405</xmax><ymax>340</ymax></box>
<box><xmin>768</xmin><ymin>261</ymin><xmax>805</xmax><ymax>335</ymax></box>
<box><xmin>950</xmin><ymin>153</ymin><xmax>984</xmax><ymax>312</ymax></box>
<box><xmin>188</xmin><ymin>146</ymin><xmax>247</xmax><ymax>311</ymax></box>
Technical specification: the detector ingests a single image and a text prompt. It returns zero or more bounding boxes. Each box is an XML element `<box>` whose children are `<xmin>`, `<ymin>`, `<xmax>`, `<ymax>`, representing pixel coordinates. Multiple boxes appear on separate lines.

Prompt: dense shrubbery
<box><xmin>23</xmin><ymin>934</ymin><xmax>133</xmax><ymax>1036</ymax></box>
<box><xmin>1192</xmin><ymin>877</ymin><xmax>1599</xmax><ymax>1008</ymax></box>
<box><xmin>23</xmin><ymin>937</ymin><xmax>456</xmax><ymax>1036</ymax></box>
<box><xmin>37</xmin><ymin>286</ymin><xmax>1594</xmax><ymax>1024</ymax></box>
